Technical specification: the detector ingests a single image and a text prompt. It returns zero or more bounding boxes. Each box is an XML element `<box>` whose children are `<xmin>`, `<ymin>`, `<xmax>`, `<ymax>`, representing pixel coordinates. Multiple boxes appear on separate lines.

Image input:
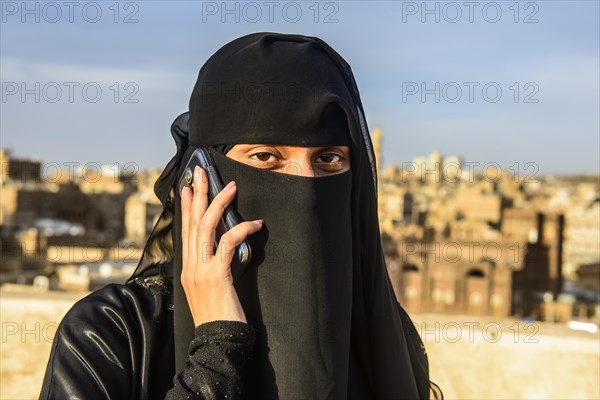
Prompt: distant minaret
<box><xmin>372</xmin><ymin>127</ymin><xmax>382</xmax><ymax>175</ymax></box>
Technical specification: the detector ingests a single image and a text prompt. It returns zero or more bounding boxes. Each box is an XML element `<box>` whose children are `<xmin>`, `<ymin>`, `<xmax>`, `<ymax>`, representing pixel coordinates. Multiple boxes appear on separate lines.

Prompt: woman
<box><xmin>40</xmin><ymin>32</ymin><xmax>439</xmax><ymax>399</ymax></box>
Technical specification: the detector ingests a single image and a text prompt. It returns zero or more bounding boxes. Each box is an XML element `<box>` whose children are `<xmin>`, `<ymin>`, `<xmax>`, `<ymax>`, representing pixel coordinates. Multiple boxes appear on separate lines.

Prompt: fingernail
<box><xmin>252</xmin><ymin>219</ymin><xmax>264</xmax><ymax>226</ymax></box>
<box><xmin>193</xmin><ymin>166</ymin><xmax>199</xmax><ymax>181</ymax></box>
<box><xmin>224</xmin><ymin>180</ymin><xmax>236</xmax><ymax>191</ymax></box>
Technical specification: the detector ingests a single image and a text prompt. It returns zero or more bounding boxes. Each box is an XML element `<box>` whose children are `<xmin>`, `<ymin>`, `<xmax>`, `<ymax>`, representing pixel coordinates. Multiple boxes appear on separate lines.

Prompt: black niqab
<box><xmin>129</xmin><ymin>32</ymin><xmax>433</xmax><ymax>399</ymax></box>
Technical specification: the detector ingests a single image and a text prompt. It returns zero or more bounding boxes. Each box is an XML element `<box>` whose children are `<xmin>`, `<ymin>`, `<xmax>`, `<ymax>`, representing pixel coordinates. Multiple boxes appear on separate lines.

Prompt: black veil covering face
<box><xmin>129</xmin><ymin>32</ymin><xmax>434</xmax><ymax>399</ymax></box>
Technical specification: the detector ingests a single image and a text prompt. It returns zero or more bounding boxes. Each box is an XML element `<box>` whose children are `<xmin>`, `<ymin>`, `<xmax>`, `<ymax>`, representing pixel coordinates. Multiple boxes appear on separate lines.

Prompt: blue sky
<box><xmin>1</xmin><ymin>0</ymin><xmax>599</xmax><ymax>175</ymax></box>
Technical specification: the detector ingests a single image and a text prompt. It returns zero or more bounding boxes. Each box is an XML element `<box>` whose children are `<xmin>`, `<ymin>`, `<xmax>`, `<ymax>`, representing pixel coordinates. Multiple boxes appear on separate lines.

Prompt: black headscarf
<box><xmin>129</xmin><ymin>32</ymin><xmax>434</xmax><ymax>399</ymax></box>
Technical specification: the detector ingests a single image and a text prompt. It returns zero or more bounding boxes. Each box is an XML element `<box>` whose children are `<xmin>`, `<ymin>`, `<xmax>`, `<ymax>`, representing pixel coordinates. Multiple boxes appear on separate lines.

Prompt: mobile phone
<box><xmin>178</xmin><ymin>148</ymin><xmax>251</xmax><ymax>278</ymax></box>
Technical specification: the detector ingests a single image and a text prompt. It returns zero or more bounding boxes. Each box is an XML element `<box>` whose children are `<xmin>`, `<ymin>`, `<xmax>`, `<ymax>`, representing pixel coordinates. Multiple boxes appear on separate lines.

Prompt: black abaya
<box><xmin>40</xmin><ymin>32</ymin><xmax>438</xmax><ymax>400</ymax></box>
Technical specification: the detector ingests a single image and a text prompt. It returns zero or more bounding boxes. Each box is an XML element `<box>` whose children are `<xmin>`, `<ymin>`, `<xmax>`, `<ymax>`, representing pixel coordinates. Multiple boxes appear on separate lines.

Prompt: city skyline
<box><xmin>1</xmin><ymin>1</ymin><xmax>599</xmax><ymax>175</ymax></box>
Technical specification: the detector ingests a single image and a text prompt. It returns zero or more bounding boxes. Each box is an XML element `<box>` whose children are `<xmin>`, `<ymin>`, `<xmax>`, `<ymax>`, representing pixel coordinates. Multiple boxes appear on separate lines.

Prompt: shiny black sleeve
<box><xmin>165</xmin><ymin>320</ymin><xmax>256</xmax><ymax>400</ymax></box>
<box><xmin>39</xmin><ymin>282</ymin><xmax>175</xmax><ymax>400</ymax></box>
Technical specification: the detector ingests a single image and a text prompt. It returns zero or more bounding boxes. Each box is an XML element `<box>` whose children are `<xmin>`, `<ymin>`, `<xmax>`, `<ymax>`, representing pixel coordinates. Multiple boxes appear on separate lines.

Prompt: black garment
<box><xmin>39</xmin><ymin>280</ymin><xmax>175</xmax><ymax>400</ymax></box>
<box><xmin>193</xmin><ymin>147</ymin><xmax>354</xmax><ymax>399</ymax></box>
<box><xmin>169</xmin><ymin>32</ymin><xmax>432</xmax><ymax>399</ymax></box>
<box><xmin>39</xmin><ymin>279</ymin><xmax>256</xmax><ymax>400</ymax></box>
<box><xmin>166</xmin><ymin>320</ymin><xmax>256</xmax><ymax>399</ymax></box>
<box><xmin>41</xmin><ymin>32</ymin><xmax>440</xmax><ymax>400</ymax></box>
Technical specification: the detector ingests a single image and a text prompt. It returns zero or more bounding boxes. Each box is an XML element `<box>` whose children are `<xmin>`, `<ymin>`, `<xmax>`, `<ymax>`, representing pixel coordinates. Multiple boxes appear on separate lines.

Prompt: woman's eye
<box><xmin>251</xmin><ymin>152</ymin><xmax>277</xmax><ymax>163</ymax></box>
<box><xmin>316</xmin><ymin>153</ymin><xmax>343</xmax><ymax>164</ymax></box>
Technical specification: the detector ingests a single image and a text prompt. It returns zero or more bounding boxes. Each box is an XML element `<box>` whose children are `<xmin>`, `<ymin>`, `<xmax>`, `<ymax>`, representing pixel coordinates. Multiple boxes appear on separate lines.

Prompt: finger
<box><xmin>198</xmin><ymin>180</ymin><xmax>238</xmax><ymax>257</ymax></box>
<box><xmin>181</xmin><ymin>185</ymin><xmax>195</xmax><ymax>293</ymax></box>
<box><xmin>214</xmin><ymin>220</ymin><xmax>263</xmax><ymax>269</ymax></box>
<box><xmin>180</xmin><ymin>186</ymin><xmax>193</xmax><ymax>270</ymax></box>
<box><xmin>188</xmin><ymin>167</ymin><xmax>210</xmax><ymax>266</ymax></box>
<box><xmin>194</xmin><ymin>167</ymin><xmax>210</xmax><ymax>219</ymax></box>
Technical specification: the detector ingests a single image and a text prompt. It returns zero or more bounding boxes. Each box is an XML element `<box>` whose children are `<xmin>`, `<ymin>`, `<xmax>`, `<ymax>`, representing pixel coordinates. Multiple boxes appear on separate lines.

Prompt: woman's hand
<box><xmin>180</xmin><ymin>166</ymin><xmax>263</xmax><ymax>327</ymax></box>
